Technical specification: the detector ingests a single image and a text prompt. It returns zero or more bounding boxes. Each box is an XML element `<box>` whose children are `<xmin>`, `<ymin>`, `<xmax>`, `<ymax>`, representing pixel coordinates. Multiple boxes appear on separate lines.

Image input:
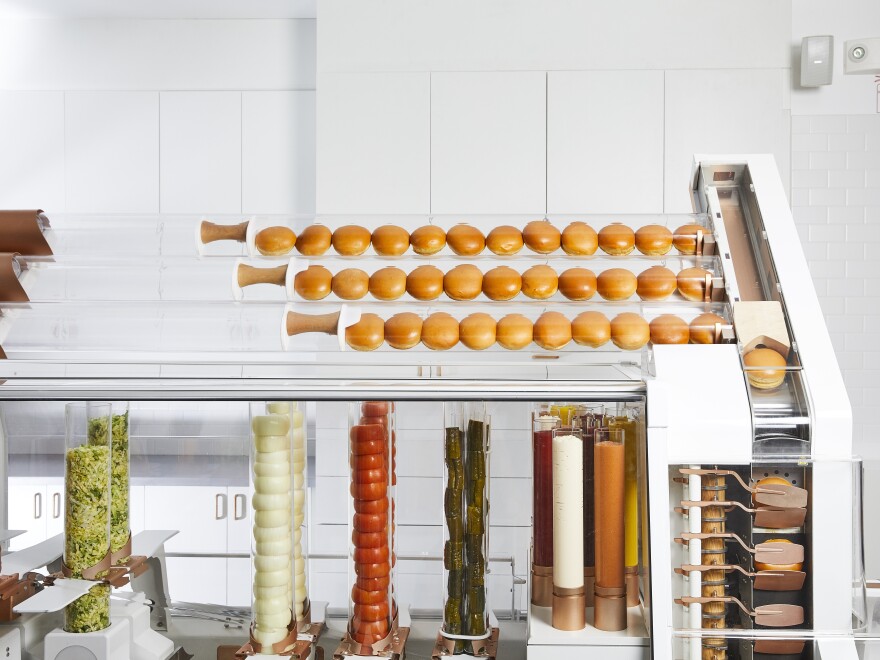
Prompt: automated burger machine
<box><xmin>0</xmin><ymin>155</ymin><xmax>869</xmax><ymax>659</ymax></box>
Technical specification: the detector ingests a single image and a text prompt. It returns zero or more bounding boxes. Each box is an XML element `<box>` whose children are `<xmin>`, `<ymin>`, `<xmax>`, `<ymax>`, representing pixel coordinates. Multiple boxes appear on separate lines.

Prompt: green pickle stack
<box><xmin>443</xmin><ymin>408</ymin><xmax>489</xmax><ymax>654</ymax></box>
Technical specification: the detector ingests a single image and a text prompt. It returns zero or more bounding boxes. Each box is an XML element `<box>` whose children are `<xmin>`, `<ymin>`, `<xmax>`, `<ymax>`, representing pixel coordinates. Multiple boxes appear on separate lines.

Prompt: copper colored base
<box><xmin>594</xmin><ymin>594</ymin><xmax>627</xmax><ymax>631</ymax></box>
<box><xmin>551</xmin><ymin>587</ymin><xmax>586</xmax><ymax>631</ymax></box>
<box><xmin>531</xmin><ymin>565</ymin><xmax>553</xmax><ymax>607</ymax></box>
<box><xmin>334</xmin><ymin>626</ymin><xmax>409</xmax><ymax>659</ymax></box>
<box><xmin>625</xmin><ymin>567</ymin><xmax>640</xmax><ymax>607</ymax></box>
<box><xmin>431</xmin><ymin>627</ymin><xmax>499</xmax><ymax>659</ymax></box>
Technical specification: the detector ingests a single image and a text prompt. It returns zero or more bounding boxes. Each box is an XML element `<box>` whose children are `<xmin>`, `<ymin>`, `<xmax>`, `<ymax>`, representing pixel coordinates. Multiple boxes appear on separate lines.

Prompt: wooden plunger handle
<box><xmin>286</xmin><ymin>310</ymin><xmax>341</xmax><ymax>337</ymax></box>
<box><xmin>237</xmin><ymin>263</ymin><xmax>288</xmax><ymax>288</ymax></box>
<box><xmin>200</xmin><ymin>220</ymin><xmax>249</xmax><ymax>244</ymax></box>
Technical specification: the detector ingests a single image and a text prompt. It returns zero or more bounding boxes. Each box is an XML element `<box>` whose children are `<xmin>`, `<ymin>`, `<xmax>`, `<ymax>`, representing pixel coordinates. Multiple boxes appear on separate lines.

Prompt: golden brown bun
<box><xmin>384</xmin><ymin>312</ymin><xmax>423</xmax><ymax>350</ymax></box>
<box><xmin>422</xmin><ymin>312</ymin><xmax>459</xmax><ymax>350</ymax></box>
<box><xmin>522</xmin><ymin>220</ymin><xmax>561</xmax><ymax>254</ymax></box>
<box><xmin>557</xmin><ymin>267</ymin><xmax>597</xmax><ymax>301</ymax></box>
<box><xmin>331</xmin><ymin>268</ymin><xmax>369</xmax><ymax>300</ymax></box>
<box><xmin>295</xmin><ymin>224</ymin><xmax>332</xmax><ymax>256</ymax></box>
<box><xmin>443</xmin><ymin>264</ymin><xmax>483</xmax><ymax>301</ymax></box>
<box><xmin>598</xmin><ymin>223</ymin><xmax>635</xmax><ymax>255</ymax></box>
<box><xmin>597</xmin><ymin>268</ymin><xmax>637</xmax><ymax>301</ymax></box>
<box><xmin>743</xmin><ymin>348</ymin><xmax>787</xmax><ymax>390</ymax></box>
<box><xmin>482</xmin><ymin>266</ymin><xmax>522</xmax><ymax>301</ymax></box>
<box><xmin>533</xmin><ymin>311</ymin><xmax>571</xmax><ymax>350</ymax></box>
<box><xmin>753</xmin><ymin>539</ymin><xmax>803</xmax><ymax>572</ymax></box>
<box><xmin>371</xmin><ymin>225</ymin><xmax>410</xmax><ymax>256</ymax></box>
<box><xmin>345</xmin><ymin>313</ymin><xmax>384</xmax><ymax>351</ymax></box>
<box><xmin>293</xmin><ymin>265</ymin><xmax>332</xmax><ymax>300</ymax></box>
<box><xmin>677</xmin><ymin>267</ymin><xmax>713</xmax><ymax>302</ymax></box>
<box><xmin>689</xmin><ymin>312</ymin><xmax>727</xmax><ymax>344</ymax></box>
<box><xmin>561</xmin><ymin>222</ymin><xmax>598</xmax><ymax>256</ymax></box>
<box><xmin>636</xmin><ymin>265</ymin><xmax>677</xmax><ymax>301</ymax></box>
<box><xmin>610</xmin><ymin>313</ymin><xmax>650</xmax><ymax>350</ymax></box>
<box><xmin>634</xmin><ymin>224</ymin><xmax>673</xmax><ymax>256</ymax></box>
<box><xmin>406</xmin><ymin>265</ymin><xmax>444</xmax><ymax>301</ymax></box>
<box><xmin>571</xmin><ymin>311</ymin><xmax>611</xmax><ymax>348</ymax></box>
<box><xmin>673</xmin><ymin>224</ymin><xmax>708</xmax><ymax>254</ymax></box>
<box><xmin>410</xmin><ymin>225</ymin><xmax>446</xmax><ymax>255</ymax></box>
<box><xmin>447</xmin><ymin>224</ymin><xmax>485</xmax><ymax>256</ymax></box>
<box><xmin>459</xmin><ymin>313</ymin><xmax>496</xmax><ymax>350</ymax></box>
<box><xmin>368</xmin><ymin>267</ymin><xmax>407</xmax><ymax>301</ymax></box>
<box><xmin>486</xmin><ymin>225</ymin><xmax>524</xmax><ymax>255</ymax></box>
<box><xmin>649</xmin><ymin>314</ymin><xmax>689</xmax><ymax>345</ymax></box>
<box><xmin>255</xmin><ymin>226</ymin><xmax>296</xmax><ymax>256</ymax></box>
<box><xmin>332</xmin><ymin>225</ymin><xmax>371</xmax><ymax>256</ymax></box>
<box><xmin>495</xmin><ymin>314</ymin><xmax>533</xmax><ymax>350</ymax></box>
<box><xmin>521</xmin><ymin>265</ymin><xmax>559</xmax><ymax>300</ymax></box>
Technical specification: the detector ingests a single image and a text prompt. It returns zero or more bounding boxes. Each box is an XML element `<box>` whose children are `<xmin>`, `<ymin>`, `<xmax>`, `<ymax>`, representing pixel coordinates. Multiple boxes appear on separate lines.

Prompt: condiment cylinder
<box><xmin>108</xmin><ymin>402</ymin><xmax>131</xmax><ymax>565</ymax></box>
<box><xmin>610</xmin><ymin>412</ymin><xmax>640</xmax><ymax>607</ymax></box>
<box><xmin>531</xmin><ymin>406</ymin><xmax>559</xmax><ymax>607</ymax></box>
<box><xmin>551</xmin><ymin>427</ymin><xmax>585</xmax><ymax>630</ymax></box>
<box><xmin>594</xmin><ymin>427</ymin><xmax>627</xmax><ymax>631</ymax></box>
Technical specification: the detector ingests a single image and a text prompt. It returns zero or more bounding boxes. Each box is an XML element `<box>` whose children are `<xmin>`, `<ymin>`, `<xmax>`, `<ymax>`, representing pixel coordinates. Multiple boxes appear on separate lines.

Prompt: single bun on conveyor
<box><xmin>482</xmin><ymin>266</ymin><xmax>522</xmax><ymax>301</ymax></box>
<box><xmin>689</xmin><ymin>312</ymin><xmax>727</xmax><ymax>344</ymax></box>
<box><xmin>571</xmin><ymin>311</ymin><xmax>611</xmax><ymax>348</ymax></box>
<box><xmin>369</xmin><ymin>267</ymin><xmax>407</xmax><ymax>301</ymax></box>
<box><xmin>522</xmin><ymin>220</ymin><xmax>561</xmax><ymax>254</ymax></box>
<box><xmin>443</xmin><ymin>264</ymin><xmax>483</xmax><ymax>301</ymax></box>
<box><xmin>743</xmin><ymin>348</ymin><xmax>787</xmax><ymax>390</ymax></box>
<box><xmin>610</xmin><ymin>313</ymin><xmax>650</xmax><ymax>350</ymax></box>
<box><xmin>753</xmin><ymin>538</ymin><xmax>803</xmax><ymax>572</ymax></box>
<box><xmin>459</xmin><ymin>313</ymin><xmax>496</xmax><ymax>350</ymax></box>
<box><xmin>597</xmin><ymin>268</ymin><xmax>637</xmax><ymax>301</ymax></box>
<box><xmin>598</xmin><ymin>223</ymin><xmax>636</xmax><ymax>256</ymax></box>
<box><xmin>410</xmin><ymin>225</ymin><xmax>446</xmax><ymax>255</ymax></box>
<box><xmin>406</xmin><ymin>265</ymin><xmax>445</xmax><ymax>301</ymax></box>
<box><xmin>331</xmin><ymin>268</ymin><xmax>370</xmax><ymax>300</ymax></box>
<box><xmin>295</xmin><ymin>224</ymin><xmax>332</xmax><ymax>256</ymax></box>
<box><xmin>371</xmin><ymin>225</ymin><xmax>410</xmax><ymax>256</ymax></box>
<box><xmin>447</xmin><ymin>224</ymin><xmax>485</xmax><ymax>256</ymax></box>
<box><xmin>486</xmin><ymin>225</ymin><xmax>524</xmax><ymax>256</ymax></box>
<box><xmin>496</xmin><ymin>314</ymin><xmax>533</xmax><ymax>350</ymax></box>
<box><xmin>557</xmin><ymin>267</ymin><xmax>597</xmax><ymax>301</ymax></box>
<box><xmin>649</xmin><ymin>314</ymin><xmax>689</xmax><ymax>345</ymax></box>
<box><xmin>636</xmin><ymin>265</ymin><xmax>677</xmax><ymax>301</ymax></box>
<box><xmin>677</xmin><ymin>267</ymin><xmax>714</xmax><ymax>302</ymax></box>
<box><xmin>634</xmin><ymin>224</ymin><xmax>673</xmax><ymax>256</ymax></box>
<box><xmin>255</xmin><ymin>226</ymin><xmax>297</xmax><ymax>256</ymax></box>
<box><xmin>346</xmin><ymin>313</ymin><xmax>385</xmax><ymax>351</ymax></box>
<box><xmin>521</xmin><ymin>265</ymin><xmax>559</xmax><ymax>300</ymax></box>
<box><xmin>533</xmin><ymin>311</ymin><xmax>572</xmax><ymax>350</ymax></box>
<box><xmin>561</xmin><ymin>221</ymin><xmax>598</xmax><ymax>256</ymax></box>
<box><xmin>293</xmin><ymin>265</ymin><xmax>332</xmax><ymax>300</ymax></box>
<box><xmin>332</xmin><ymin>225</ymin><xmax>372</xmax><ymax>256</ymax></box>
<box><xmin>422</xmin><ymin>312</ymin><xmax>459</xmax><ymax>350</ymax></box>
<box><xmin>673</xmin><ymin>224</ymin><xmax>708</xmax><ymax>254</ymax></box>
<box><xmin>384</xmin><ymin>312</ymin><xmax>423</xmax><ymax>350</ymax></box>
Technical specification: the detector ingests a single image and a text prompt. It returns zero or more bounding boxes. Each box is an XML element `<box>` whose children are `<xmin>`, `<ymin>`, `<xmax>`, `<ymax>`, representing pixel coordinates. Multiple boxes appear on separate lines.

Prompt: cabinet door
<box><xmin>130</xmin><ymin>486</ymin><xmax>146</xmax><ymax>536</ymax></box>
<box><xmin>143</xmin><ymin>486</ymin><xmax>228</xmax><ymax>554</ymax></box>
<box><xmin>7</xmin><ymin>482</ymin><xmax>47</xmax><ymax>551</ymax></box>
<box><xmin>165</xmin><ymin>557</ymin><xmax>226</xmax><ymax>605</ymax></box>
<box><xmin>227</xmin><ymin>486</ymin><xmax>251</xmax><ymax>555</ymax></box>
<box><xmin>45</xmin><ymin>484</ymin><xmax>65</xmax><ymax>539</ymax></box>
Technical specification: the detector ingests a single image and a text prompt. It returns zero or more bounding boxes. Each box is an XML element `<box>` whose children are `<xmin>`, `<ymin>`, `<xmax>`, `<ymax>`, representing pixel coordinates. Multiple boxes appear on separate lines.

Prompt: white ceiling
<box><xmin>0</xmin><ymin>0</ymin><xmax>316</xmax><ymax>19</ymax></box>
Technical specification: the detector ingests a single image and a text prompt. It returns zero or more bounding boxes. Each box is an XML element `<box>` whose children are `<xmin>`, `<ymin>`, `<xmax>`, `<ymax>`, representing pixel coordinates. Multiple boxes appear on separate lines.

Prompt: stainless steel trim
<box><xmin>34</xmin><ymin>491</ymin><xmax>42</xmax><ymax>519</ymax></box>
<box><xmin>214</xmin><ymin>493</ymin><xmax>227</xmax><ymax>520</ymax></box>
<box><xmin>52</xmin><ymin>491</ymin><xmax>61</xmax><ymax>518</ymax></box>
<box><xmin>233</xmin><ymin>493</ymin><xmax>246</xmax><ymax>521</ymax></box>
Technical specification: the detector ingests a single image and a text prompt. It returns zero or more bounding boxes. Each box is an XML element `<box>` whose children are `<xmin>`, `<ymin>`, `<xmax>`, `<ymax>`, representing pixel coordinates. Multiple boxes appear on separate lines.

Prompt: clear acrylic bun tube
<box><xmin>437</xmin><ymin>402</ymin><xmax>494</xmax><ymax>656</ymax></box>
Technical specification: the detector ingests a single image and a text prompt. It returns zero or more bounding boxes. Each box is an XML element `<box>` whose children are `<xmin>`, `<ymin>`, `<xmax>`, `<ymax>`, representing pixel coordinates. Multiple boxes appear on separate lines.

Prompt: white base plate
<box><xmin>527</xmin><ymin>604</ymin><xmax>649</xmax><ymax>660</ymax></box>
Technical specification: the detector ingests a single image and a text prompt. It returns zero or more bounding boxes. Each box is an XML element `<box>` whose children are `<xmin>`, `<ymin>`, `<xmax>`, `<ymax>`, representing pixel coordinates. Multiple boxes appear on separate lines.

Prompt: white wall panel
<box><xmin>547</xmin><ymin>71</ymin><xmax>664</xmax><ymax>214</ymax></box>
<box><xmin>0</xmin><ymin>19</ymin><xmax>315</xmax><ymax>91</ymax></box>
<box><xmin>431</xmin><ymin>72</ymin><xmax>546</xmax><ymax>215</ymax></box>
<box><xmin>242</xmin><ymin>90</ymin><xmax>315</xmax><ymax>214</ymax></box>
<box><xmin>316</xmin><ymin>72</ymin><xmax>430</xmax><ymax>214</ymax></box>
<box><xmin>65</xmin><ymin>91</ymin><xmax>159</xmax><ymax>213</ymax></box>
<box><xmin>0</xmin><ymin>91</ymin><xmax>64</xmax><ymax>211</ymax></box>
<box><xmin>664</xmin><ymin>69</ymin><xmax>791</xmax><ymax>212</ymax></box>
<box><xmin>159</xmin><ymin>91</ymin><xmax>241</xmax><ymax>214</ymax></box>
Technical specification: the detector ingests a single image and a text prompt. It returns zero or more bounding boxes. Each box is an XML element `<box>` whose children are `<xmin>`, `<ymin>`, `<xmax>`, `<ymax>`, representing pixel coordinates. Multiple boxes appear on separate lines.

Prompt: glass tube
<box><xmin>576</xmin><ymin>404</ymin><xmax>604</xmax><ymax>606</ymax></box>
<box><xmin>63</xmin><ymin>402</ymin><xmax>112</xmax><ymax>633</ymax></box>
<box><xmin>609</xmin><ymin>408</ymin><xmax>640</xmax><ymax>606</ymax></box>
<box><xmin>348</xmin><ymin>401</ymin><xmax>396</xmax><ymax>652</ymax></box>
<box><xmin>531</xmin><ymin>404</ymin><xmax>560</xmax><ymax>607</ymax></box>
<box><xmin>594</xmin><ymin>426</ymin><xmax>626</xmax><ymax>631</ymax></box>
<box><xmin>107</xmin><ymin>402</ymin><xmax>131</xmax><ymax>565</ymax></box>
<box><xmin>551</xmin><ymin>424</ymin><xmax>585</xmax><ymax>630</ymax></box>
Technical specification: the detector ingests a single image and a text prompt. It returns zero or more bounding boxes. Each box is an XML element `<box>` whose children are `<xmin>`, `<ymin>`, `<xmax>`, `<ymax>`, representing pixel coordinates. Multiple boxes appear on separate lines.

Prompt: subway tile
<box><xmin>867</xmin><ymin>171</ymin><xmax>880</xmax><ymax>189</ymax></box>
<box><xmin>844</xmin><ymin>333</ymin><xmax>880</xmax><ymax>352</ymax></box>
<box><xmin>791</xmin><ymin>133</ymin><xmax>826</xmax><ymax>152</ymax></box>
<box><xmin>826</xmin><ymin>241</ymin><xmax>865</xmax><ymax>261</ymax></box>
<box><xmin>810</xmin><ymin>115</ymin><xmax>847</xmax><ymax>134</ymax></box>
<box><xmin>802</xmin><ymin>241</ymin><xmax>828</xmax><ymax>261</ymax></box>
<box><xmin>868</xmin><ymin>134</ymin><xmax>880</xmax><ymax>151</ymax></box>
<box><xmin>806</xmin><ymin>259</ymin><xmax>845</xmax><ymax>278</ymax></box>
<box><xmin>826</xmin><ymin>277</ymin><xmax>864</xmax><ymax>298</ymax></box>
<box><xmin>866</xmin><ymin>207</ymin><xmax>880</xmax><ymax>224</ymax></box>
<box><xmin>847</xmin><ymin>188</ymin><xmax>880</xmax><ymax>206</ymax></box>
<box><xmin>817</xmin><ymin>295</ymin><xmax>845</xmax><ymax>315</ymax></box>
<box><xmin>847</xmin><ymin>223</ymin><xmax>880</xmax><ymax>242</ymax></box>
<box><xmin>828</xmin><ymin>133</ymin><xmax>866</xmax><ymax>152</ymax></box>
<box><xmin>809</xmin><ymin>187</ymin><xmax>846</xmax><ymax>206</ymax></box>
<box><xmin>827</xmin><ymin>205</ymin><xmax>866</xmax><ymax>224</ymax></box>
<box><xmin>793</xmin><ymin>205</ymin><xmax>828</xmax><ymax>223</ymax></box>
<box><xmin>829</xmin><ymin>169</ymin><xmax>865</xmax><ymax>188</ymax></box>
<box><xmin>792</xmin><ymin>169</ymin><xmax>827</xmax><ymax>188</ymax></box>
<box><xmin>809</xmin><ymin>223</ymin><xmax>840</xmax><ymax>242</ymax></box>
<box><xmin>791</xmin><ymin>151</ymin><xmax>810</xmax><ymax>170</ymax></box>
<box><xmin>810</xmin><ymin>151</ymin><xmax>847</xmax><ymax>171</ymax></box>
<box><xmin>848</xmin><ymin>150</ymin><xmax>880</xmax><ymax>170</ymax></box>
<box><xmin>791</xmin><ymin>188</ymin><xmax>810</xmax><ymax>207</ymax></box>
<box><xmin>791</xmin><ymin>116</ymin><xmax>811</xmax><ymax>134</ymax></box>
<box><xmin>847</xmin><ymin>258</ymin><xmax>880</xmax><ymax>278</ymax></box>
<box><xmin>847</xmin><ymin>115</ymin><xmax>880</xmax><ymax>134</ymax></box>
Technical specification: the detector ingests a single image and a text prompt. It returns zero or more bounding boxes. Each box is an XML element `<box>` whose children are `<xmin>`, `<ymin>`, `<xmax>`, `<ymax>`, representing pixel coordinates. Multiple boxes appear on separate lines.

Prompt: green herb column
<box><xmin>88</xmin><ymin>404</ymin><xmax>131</xmax><ymax>564</ymax></box>
<box><xmin>64</xmin><ymin>402</ymin><xmax>112</xmax><ymax>633</ymax></box>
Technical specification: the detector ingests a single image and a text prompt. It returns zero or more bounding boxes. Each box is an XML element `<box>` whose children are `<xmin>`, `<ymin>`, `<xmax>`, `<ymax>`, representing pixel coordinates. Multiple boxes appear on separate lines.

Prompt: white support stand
<box><xmin>110</xmin><ymin>595</ymin><xmax>174</xmax><ymax>660</ymax></box>
<box><xmin>44</xmin><ymin>619</ymin><xmax>130</xmax><ymax>660</ymax></box>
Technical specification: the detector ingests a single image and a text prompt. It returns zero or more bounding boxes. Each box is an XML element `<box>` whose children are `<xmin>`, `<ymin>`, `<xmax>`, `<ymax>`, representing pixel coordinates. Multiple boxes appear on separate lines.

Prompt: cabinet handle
<box><xmin>53</xmin><ymin>492</ymin><xmax>61</xmax><ymax>518</ymax></box>
<box><xmin>215</xmin><ymin>493</ymin><xmax>228</xmax><ymax>520</ymax></box>
<box><xmin>34</xmin><ymin>492</ymin><xmax>42</xmax><ymax>519</ymax></box>
<box><xmin>234</xmin><ymin>493</ymin><xmax>247</xmax><ymax>521</ymax></box>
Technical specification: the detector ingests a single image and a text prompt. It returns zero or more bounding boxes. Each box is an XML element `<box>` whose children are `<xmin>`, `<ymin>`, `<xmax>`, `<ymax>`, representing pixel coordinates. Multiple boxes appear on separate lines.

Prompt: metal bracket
<box><xmin>431</xmin><ymin>627</ymin><xmax>499</xmax><ymax>659</ymax></box>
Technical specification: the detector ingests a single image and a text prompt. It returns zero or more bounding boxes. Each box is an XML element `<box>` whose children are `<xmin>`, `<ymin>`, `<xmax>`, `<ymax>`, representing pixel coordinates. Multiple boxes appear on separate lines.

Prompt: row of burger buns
<box><xmin>253</xmin><ymin>220</ymin><xmax>710</xmax><ymax>258</ymax></box>
<box><xmin>292</xmin><ymin>264</ymin><xmax>716</xmax><ymax>303</ymax></box>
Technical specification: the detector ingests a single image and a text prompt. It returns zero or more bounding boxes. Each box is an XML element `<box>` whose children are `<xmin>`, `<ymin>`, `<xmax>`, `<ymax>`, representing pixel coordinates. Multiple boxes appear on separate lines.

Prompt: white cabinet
<box><xmin>45</xmin><ymin>484</ymin><xmax>65</xmax><ymax>539</ymax></box>
<box><xmin>227</xmin><ymin>486</ymin><xmax>251</xmax><ymax>555</ymax></box>
<box><xmin>165</xmin><ymin>557</ymin><xmax>228</xmax><ymax>605</ymax></box>
<box><xmin>143</xmin><ymin>486</ymin><xmax>229</xmax><ymax>554</ymax></box>
<box><xmin>7</xmin><ymin>482</ymin><xmax>47</xmax><ymax>551</ymax></box>
<box><xmin>226</xmin><ymin>558</ymin><xmax>252</xmax><ymax>607</ymax></box>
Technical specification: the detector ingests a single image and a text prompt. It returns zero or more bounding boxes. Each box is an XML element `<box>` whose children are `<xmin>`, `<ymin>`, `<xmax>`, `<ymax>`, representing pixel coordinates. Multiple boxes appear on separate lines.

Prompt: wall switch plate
<box><xmin>801</xmin><ymin>36</ymin><xmax>834</xmax><ymax>87</ymax></box>
<box><xmin>845</xmin><ymin>37</ymin><xmax>880</xmax><ymax>75</ymax></box>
